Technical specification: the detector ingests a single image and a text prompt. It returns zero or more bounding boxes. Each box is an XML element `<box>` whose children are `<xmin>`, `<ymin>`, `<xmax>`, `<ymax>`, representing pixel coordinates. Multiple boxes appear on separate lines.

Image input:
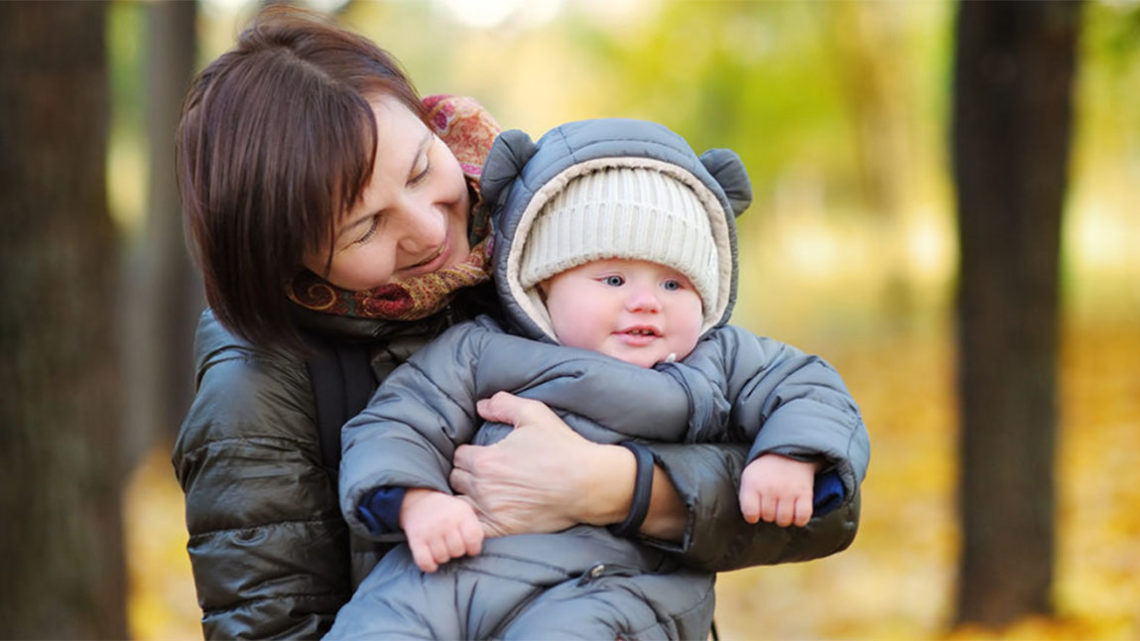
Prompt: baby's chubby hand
<box><xmin>400</xmin><ymin>488</ymin><xmax>484</xmax><ymax>572</ymax></box>
<box><xmin>738</xmin><ymin>454</ymin><xmax>818</xmax><ymax>528</ymax></box>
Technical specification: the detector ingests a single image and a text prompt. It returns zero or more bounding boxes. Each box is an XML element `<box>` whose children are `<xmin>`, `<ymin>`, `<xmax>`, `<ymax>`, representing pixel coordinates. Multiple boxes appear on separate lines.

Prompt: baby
<box><xmin>328</xmin><ymin>118</ymin><xmax>869</xmax><ymax>640</ymax></box>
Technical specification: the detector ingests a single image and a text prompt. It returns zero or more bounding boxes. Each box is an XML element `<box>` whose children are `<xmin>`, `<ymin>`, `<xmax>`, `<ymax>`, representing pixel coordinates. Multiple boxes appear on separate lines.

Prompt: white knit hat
<box><xmin>518</xmin><ymin>166</ymin><xmax>719</xmax><ymax>316</ymax></box>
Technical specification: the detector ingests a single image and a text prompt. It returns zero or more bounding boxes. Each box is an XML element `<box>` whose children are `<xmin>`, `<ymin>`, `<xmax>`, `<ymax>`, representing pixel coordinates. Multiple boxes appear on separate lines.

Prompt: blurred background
<box><xmin>2</xmin><ymin>0</ymin><xmax>1138</xmax><ymax>639</ymax></box>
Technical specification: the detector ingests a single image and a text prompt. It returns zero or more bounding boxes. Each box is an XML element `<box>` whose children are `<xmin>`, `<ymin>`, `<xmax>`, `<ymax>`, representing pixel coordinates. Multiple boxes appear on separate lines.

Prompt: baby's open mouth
<box><xmin>621</xmin><ymin>327</ymin><xmax>660</xmax><ymax>337</ymax></box>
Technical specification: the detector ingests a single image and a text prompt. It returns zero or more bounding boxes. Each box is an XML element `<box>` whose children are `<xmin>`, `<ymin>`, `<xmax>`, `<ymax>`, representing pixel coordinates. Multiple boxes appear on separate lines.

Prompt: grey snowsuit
<box><xmin>329</xmin><ymin>119</ymin><xmax>870</xmax><ymax>640</ymax></box>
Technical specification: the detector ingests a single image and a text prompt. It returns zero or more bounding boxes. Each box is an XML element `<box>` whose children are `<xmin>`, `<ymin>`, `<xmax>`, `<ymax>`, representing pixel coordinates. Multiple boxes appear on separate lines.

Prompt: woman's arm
<box><xmin>643</xmin><ymin>441</ymin><xmax>861</xmax><ymax>571</ymax></box>
<box><xmin>451</xmin><ymin>391</ymin><xmax>860</xmax><ymax>570</ymax></box>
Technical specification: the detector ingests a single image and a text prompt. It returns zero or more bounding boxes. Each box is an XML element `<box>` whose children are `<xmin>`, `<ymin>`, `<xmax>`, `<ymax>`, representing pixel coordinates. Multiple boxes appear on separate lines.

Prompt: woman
<box><xmin>173</xmin><ymin>6</ymin><xmax>862</xmax><ymax>639</ymax></box>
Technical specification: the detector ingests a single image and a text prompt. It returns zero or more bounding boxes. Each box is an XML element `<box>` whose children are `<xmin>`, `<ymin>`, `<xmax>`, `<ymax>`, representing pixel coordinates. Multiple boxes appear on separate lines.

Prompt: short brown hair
<box><xmin>177</xmin><ymin>6</ymin><xmax>426</xmax><ymax>351</ymax></box>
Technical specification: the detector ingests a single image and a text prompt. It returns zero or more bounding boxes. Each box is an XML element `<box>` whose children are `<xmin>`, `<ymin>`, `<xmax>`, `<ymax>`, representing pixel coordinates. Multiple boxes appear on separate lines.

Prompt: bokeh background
<box><xmin>5</xmin><ymin>0</ymin><xmax>1139</xmax><ymax>639</ymax></box>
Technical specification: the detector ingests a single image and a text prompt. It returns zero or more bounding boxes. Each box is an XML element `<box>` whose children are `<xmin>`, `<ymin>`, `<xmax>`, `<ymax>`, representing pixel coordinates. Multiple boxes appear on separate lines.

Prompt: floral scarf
<box><xmin>287</xmin><ymin>95</ymin><xmax>501</xmax><ymax>321</ymax></box>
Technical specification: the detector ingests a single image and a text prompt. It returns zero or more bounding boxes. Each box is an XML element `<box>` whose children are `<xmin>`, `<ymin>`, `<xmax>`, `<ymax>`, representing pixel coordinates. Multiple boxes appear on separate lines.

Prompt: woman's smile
<box><xmin>400</xmin><ymin>233</ymin><xmax>452</xmax><ymax>278</ymax></box>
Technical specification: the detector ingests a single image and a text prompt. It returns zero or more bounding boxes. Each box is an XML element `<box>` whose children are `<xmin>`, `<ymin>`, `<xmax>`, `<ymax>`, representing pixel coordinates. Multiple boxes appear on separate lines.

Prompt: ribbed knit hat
<box><xmin>518</xmin><ymin>166</ymin><xmax>720</xmax><ymax>315</ymax></box>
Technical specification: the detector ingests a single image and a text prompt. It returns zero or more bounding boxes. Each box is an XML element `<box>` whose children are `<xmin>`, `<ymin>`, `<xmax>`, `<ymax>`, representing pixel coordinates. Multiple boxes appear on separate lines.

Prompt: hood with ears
<box><xmin>479</xmin><ymin>118</ymin><xmax>752</xmax><ymax>342</ymax></box>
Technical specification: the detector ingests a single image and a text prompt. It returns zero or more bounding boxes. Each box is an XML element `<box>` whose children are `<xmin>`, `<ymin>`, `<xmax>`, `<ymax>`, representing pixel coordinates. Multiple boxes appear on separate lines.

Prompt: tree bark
<box><xmin>123</xmin><ymin>0</ymin><xmax>201</xmax><ymax>467</ymax></box>
<box><xmin>0</xmin><ymin>1</ymin><xmax>126</xmax><ymax>638</ymax></box>
<box><xmin>951</xmin><ymin>0</ymin><xmax>1080</xmax><ymax>627</ymax></box>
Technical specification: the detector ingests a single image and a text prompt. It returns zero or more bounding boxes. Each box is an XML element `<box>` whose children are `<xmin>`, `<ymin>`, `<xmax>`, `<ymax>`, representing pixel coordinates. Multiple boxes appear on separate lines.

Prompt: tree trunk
<box><xmin>0</xmin><ymin>1</ymin><xmax>126</xmax><ymax>638</ymax></box>
<box><xmin>123</xmin><ymin>0</ymin><xmax>201</xmax><ymax>467</ymax></box>
<box><xmin>951</xmin><ymin>0</ymin><xmax>1080</xmax><ymax>627</ymax></box>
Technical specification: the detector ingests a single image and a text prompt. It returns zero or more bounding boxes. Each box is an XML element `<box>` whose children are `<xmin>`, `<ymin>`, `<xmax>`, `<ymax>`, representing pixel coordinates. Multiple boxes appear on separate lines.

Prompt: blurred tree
<box><xmin>122</xmin><ymin>0</ymin><xmax>201</xmax><ymax>465</ymax></box>
<box><xmin>827</xmin><ymin>2</ymin><xmax>918</xmax><ymax>318</ymax></box>
<box><xmin>0</xmin><ymin>1</ymin><xmax>127</xmax><ymax>638</ymax></box>
<box><xmin>951</xmin><ymin>0</ymin><xmax>1081</xmax><ymax>627</ymax></box>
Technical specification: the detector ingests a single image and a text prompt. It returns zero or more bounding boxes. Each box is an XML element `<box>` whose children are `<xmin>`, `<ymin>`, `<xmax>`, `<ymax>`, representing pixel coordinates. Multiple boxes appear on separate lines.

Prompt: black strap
<box><xmin>304</xmin><ymin>339</ymin><xmax>378</xmax><ymax>477</ymax></box>
<box><xmin>607</xmin><ymin>441</ymin><xmax>655</xmax><ymax>538</ymax></box>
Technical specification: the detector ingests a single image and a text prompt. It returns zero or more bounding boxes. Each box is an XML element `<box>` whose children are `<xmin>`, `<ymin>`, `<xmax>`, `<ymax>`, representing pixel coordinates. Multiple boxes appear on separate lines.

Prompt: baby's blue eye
<box><xmin>603</xmin><ymin>275</ymin><xmax>624</xmax><ymax>287</ymax></box>
<box><xmin>662</xmin><ymin>279</ymin><xmax>682</xmax><ymax>291</ymax></box>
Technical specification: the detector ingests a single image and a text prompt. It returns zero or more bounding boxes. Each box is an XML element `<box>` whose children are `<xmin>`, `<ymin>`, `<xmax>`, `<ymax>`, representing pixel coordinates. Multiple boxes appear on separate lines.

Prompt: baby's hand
<box><xmin>400</xmin><ymin>488</ymin><xmax>484</xmax><ymax>572</ymax></box>
<box><xmin>738</xmin><ymin>454</ymin><xmax>818</xmax><ymax>527</ymax></box>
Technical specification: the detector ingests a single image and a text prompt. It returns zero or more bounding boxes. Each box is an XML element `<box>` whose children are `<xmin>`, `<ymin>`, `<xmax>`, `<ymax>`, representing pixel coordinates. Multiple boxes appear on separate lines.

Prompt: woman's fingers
<box><xmin>474</xmin><ymin>390</ymin><xmax>554</xmax><ymax>426</ymax></box>
<box><xmin>450</xmin><ymin>392</ymin><xmax>594</xmax><ymax>537</ymax></box>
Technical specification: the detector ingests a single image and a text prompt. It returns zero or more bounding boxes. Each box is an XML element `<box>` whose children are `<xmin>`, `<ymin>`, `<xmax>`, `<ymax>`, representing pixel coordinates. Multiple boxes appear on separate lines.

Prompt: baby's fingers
<box><xmin>460</xmin><ymin>516</ymin><xmax>484</xmax><ymax>556</ymax></box>
<box><xmin>428</xmin><ymin>537</ymin><xmax>454</xmax><ymax>571</ymax></box>
<box><xmin>739</xmin><ymin>489</ymin><xmax>761</xmax><ymax>524</ymax></box>
<box><xmin>758</xmin><ymin>494</ymin><xmax>779</xmax><ymax>525</ymax></box>
<box><xmin>443</xmin><ymin>528</ymin><xmax>469</xmax><ymax>561</ymax></box>
<box><xmin>442</xmin><ymin>519</ymin><xmax>484</xmax><ymax>561</ymax></box>
<box><xmin>774</xmin><ymin>497</ymin><xmax>796</xmax><ymax>528</ymax></box>
<box><xmin>408</xmin><ymin>538</ymin><xmax>439</xmax><ymax>573</ymax></box>
<box><xmin>792</xmin><ymin>496</ymin><xmax>814</xmax><ymax>527</ymax></box>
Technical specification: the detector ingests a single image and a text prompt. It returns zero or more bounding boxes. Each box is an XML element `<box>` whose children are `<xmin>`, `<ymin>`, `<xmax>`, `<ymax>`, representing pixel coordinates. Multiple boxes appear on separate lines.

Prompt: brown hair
<box><xmin>177</xmin><ymin>5</ymin><xmax>426</xmax><ymax>351</ymax></box>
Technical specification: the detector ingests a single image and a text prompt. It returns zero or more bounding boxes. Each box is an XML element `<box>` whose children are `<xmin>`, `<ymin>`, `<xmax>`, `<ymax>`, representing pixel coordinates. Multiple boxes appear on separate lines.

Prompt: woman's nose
<box><xmin>392</xmin><ymin>198</ymin><xmax>444</xmax><ymax>255</ymax></box>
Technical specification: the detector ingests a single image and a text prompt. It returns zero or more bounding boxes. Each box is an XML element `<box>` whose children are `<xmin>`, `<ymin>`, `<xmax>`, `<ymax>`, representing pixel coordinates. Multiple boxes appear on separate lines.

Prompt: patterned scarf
<box><xmin>287</xmin><ymin>95</ymin><xmax>501</xmax><ymax>321</ymax></box>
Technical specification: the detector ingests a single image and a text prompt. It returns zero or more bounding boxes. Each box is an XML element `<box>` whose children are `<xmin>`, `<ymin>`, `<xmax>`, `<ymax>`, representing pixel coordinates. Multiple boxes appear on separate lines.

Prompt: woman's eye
<box><xmin>353</xmin><ymin>216</ymin><xmax>379</xmax><ymax>245</ymax></box>
<box><xmin>603</xmin><ymin>275</ymin><xmax>624</xmax><ymax>287</ymax></box>
<box><xmin>409</xmin><ymin>158</ymin><xmax>431</xmax><ymax>186</ymax></box>
<box><xmin>662</xmin><ymin>279</ymin><xmax>682</xmax><ymax>291</ymax></box>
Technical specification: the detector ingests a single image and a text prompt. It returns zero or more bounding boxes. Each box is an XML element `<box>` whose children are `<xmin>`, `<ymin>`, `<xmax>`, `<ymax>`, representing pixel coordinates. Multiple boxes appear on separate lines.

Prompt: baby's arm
<box><xmin>738</xmin><ymin>453</ymin><xmax>820</xmax><ymax>528</ymax></box>
<box><xmin>400</xmin><ymin>488</ymin><xmax>484</xmax><ymax>572</ymax></box>
<box><xmin>698</xmin><ymin>327</ymin><xmax>869</xmax><ymax>528</ymax></box>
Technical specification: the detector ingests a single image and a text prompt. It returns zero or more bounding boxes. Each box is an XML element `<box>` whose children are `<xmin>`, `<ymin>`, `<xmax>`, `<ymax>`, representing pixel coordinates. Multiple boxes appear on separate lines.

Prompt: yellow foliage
<box><xmin>124</xmin><ymin>449</ymin><xmax>200</xmax><ymax>640</ymax></box>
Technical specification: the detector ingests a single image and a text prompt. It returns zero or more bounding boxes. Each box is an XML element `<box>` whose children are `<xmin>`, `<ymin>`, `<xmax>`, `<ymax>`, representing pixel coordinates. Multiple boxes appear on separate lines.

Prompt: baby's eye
<box><xmin>602</xmin><ymin>275</ymin><xmax>625</xmax><ymax>287</ymax></box>
<box><xmin>662</xmin><ymin>279</ymin><xmax>682</xmax><ymax>291</ymax></box>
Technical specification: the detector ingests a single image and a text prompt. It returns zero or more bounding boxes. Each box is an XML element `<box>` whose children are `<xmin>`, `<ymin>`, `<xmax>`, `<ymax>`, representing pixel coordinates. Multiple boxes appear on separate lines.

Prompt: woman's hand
<box><xmin>450</xmin><ymin>391</ymin><xmax>634</xmax><ymax>538</ymax></box>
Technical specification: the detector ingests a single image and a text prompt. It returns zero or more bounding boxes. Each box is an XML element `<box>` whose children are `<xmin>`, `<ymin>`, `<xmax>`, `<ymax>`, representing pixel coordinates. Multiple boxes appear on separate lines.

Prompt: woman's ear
<box><xmin>480</xmin><ymin>129</ymin><xmax>538</xmax><ymax>209</ymax></box>
<box><xmin>699</xmin><ymin>148</ymin><xmax>753</xmax><ymax>218</ymax></box>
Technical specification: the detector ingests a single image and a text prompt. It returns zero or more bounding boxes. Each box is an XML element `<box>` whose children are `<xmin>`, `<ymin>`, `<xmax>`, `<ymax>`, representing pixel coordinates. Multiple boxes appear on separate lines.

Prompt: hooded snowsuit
<box><xmin>329</xmin><ymin>119</ymin><xmax>870</xmax><ymax>640</ymax></box>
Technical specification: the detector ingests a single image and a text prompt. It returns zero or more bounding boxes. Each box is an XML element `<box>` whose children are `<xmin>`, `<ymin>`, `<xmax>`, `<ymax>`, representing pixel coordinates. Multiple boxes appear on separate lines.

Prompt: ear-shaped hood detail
<box><xmin>699</xmin><ymin>148</ymin><xmax>753</xmax><ymax>218</ymax></box>
<box><xmin>482</xmin><ymin>119</ymin><xmax>751</xmax><ymax>342</ymax></box>
<box><xmin>480</xmin><ymin>129</ymin><xmax>538</xmax><ymax>210</ymax></box>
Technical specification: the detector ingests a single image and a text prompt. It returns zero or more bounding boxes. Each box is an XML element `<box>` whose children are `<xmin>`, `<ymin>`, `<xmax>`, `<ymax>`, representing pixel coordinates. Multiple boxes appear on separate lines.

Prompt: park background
<box><xmin>2</xmin><ymin>0</ymin><xmax>1138</xmax><ymax>639</ymax></box>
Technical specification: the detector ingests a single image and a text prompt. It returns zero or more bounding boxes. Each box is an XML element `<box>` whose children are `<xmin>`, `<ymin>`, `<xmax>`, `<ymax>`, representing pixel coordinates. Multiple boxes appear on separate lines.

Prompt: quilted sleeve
<box><xmin>641</xmin><ymin>441</ymin><xmax>862</xmax><ymax>572</ymax></box>
<box><xmin>639</xmin><ymin>326</ymin><xmax>869</xmax><ymax>572</ymax></box>
<box><xmin>339</xmin><ymin>322</ymin><xmax>487</xmax><ymax>539</ymax></box>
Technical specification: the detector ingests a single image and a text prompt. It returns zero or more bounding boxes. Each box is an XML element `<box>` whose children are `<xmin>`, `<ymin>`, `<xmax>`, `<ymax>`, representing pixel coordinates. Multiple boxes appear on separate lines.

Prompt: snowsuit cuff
<box><xmin>357</xmin><ymin>486</ymin><xmax>407</xmax><ymax>536</ymax></box>
<box><xmin>812</xmin><ymin>469</ymin><xmax>844</xmax><ymax>517</ymax></box>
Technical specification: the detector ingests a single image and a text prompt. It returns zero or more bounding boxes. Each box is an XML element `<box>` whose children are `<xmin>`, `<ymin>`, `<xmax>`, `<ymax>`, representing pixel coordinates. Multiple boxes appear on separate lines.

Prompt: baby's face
<box><xmin>542</xmin><ymin>259</ymin><xmax>703</xmax><ymax>368</ymax></box>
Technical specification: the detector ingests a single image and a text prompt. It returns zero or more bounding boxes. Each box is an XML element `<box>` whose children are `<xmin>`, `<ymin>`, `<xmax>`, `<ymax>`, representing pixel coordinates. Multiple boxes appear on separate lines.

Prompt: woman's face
<box><xmin>304</xmin><ymin>95</ymin><xmax>471</xmax><ymax>290</ymax></box>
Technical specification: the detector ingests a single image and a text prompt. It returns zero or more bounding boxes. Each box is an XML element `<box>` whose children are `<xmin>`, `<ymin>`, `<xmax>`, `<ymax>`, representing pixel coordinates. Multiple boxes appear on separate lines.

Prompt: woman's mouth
<box><xmin>403</xmin><ymin>238</ymin><xmax>451</xmax><ymax>275</ymax></box>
